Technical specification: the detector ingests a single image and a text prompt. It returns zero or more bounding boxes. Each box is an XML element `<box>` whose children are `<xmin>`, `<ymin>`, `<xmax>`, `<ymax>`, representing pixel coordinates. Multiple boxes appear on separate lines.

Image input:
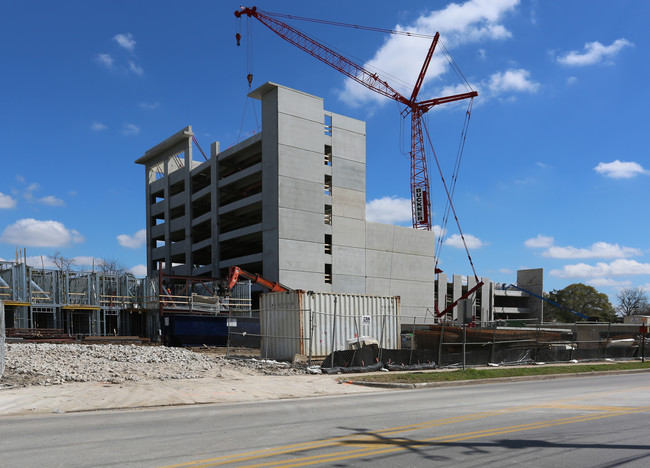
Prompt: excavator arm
<box><xmin>227</xmin><ymin>266</ymin><xmax>290</xmax><ymax>292</ymax></box>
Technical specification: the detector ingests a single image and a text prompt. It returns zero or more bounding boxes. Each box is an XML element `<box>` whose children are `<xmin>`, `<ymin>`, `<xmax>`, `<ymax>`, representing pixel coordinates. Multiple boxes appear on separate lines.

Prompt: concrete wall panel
<box><xmin>277</xmin><ymin>114</ymin><xmax>323</xmax><ymax>153</ymax></box>
<box><xmin>365</xmin><ymin>249</ymin><xmax>392</xmax><ymax>279</ymax></box>
<box><xmin>332</xmin><ymin>158</ymin><xmax>365</xmax><ymax>192</ymax></box>
<box><xmin>332</xmin><ymin>245</ymin><xmax>365</xmax><ymax>276</ymax></box>
<box><xmin>278</xmin><ymin>146</ymin><xmax>323</xmax><ymax>184</ymax></box>
<box><xmin>276</xmin><ymin>86</ymin><xmax>324</xmax><ymax>123</ymax></box>
<box><xmin>278</xmin><ymin>177</ymin><xmax>323</xmax><ymax>212</ymax></box>
<box><xmin>279</xmin><ymin>270</ymin><xmax>327</xmax><ymax>292</ymax></box>
<box><xmin>278</xmin><ymin>239</ymin><xmax>323</xmax><ymax>273</ymax></box>
<box><xmin>332</xmin><ymin>274</ymin><xmax>366</xmax><ymax>294</ymax></box>
<box><xmin>331</xmin><ymin>112</ymin><xmax>365</xmax><ymax>135</ymax></box>
<box><xmin>278</xmin><ymin>208</ymin><xmax>325</xmax><ymax>243</ymax></box>
<box><xmin>391</xmin><ymin>226</ymin><xmax>435</xmax><ymax>256</ymax></box>
<box><xmin>332</xmin><ymin>217</ymin><xmax>365</xmax><ymax>248</ymax></box>
<box><xmin>332</xmin><ymin>187</ymin><xmax>365</xmax><ymax>220</ymax></box>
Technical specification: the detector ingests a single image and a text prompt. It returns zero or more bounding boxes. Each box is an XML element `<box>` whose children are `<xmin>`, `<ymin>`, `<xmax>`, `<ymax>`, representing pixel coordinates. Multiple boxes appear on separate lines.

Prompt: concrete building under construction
<box><xmin>136</xmin><ymin>83</ymin><xmax>437</xmax><ymax>318</ymax></box>
<box><xmin>135</xmin><ymin>82</ymin><xmax>543</xmax><ymax>322</ymax></box>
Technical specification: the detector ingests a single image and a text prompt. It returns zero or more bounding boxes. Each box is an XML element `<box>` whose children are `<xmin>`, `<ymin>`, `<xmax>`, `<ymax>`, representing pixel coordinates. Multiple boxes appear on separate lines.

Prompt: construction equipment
<box><xmin>227</xmin><ymin>266</ymin><xmax>290</xmax><ymax>293</ymax></box>
<box><xmin>234</xmin><ymin>6</ymin><xmax>477</xmax><ymax>232</ymax></box>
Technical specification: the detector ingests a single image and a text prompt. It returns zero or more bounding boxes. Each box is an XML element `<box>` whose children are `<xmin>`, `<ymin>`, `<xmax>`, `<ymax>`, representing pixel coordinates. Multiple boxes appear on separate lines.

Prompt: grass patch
<box><xmin>347</xmin><ymin>361</ymin><xmax>650</xmax><ymax>384</ymax></box>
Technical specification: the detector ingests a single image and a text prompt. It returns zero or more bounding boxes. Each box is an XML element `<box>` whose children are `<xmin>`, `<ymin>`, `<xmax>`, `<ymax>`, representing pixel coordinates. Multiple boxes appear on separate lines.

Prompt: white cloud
<box><xmin>557</xmin><ymin>38</ymin><xmax>633</xmax><ymax>66</ymax></box>
<box><xmin>551</xmin><ymin>259</ymin><xmax>650</xmax><ymax>278</ymax></box>
<box><xmin>95</xmin><ymin>53</ymin><xmax>114</xmax><ymax>69</ymax></box>
<box><xmin>566</xmin><ymin>76</ymin><xmax>578</xmax><ymax>85</ymax></box>
<box><xmin>525</xmin><ymin>236</ymin><xmax>640</xmax><ymax>260</ymax></box>
<box><xmin>445</xmin><ymin>233</ymin><xmax>484</xmax><ymax>249</ymax></box>
<box><xmin>499</xmin><ymin>268</ymin><xmax>513</xmax><ymax>274</ymax></box>
<box><xmin>130</xmin><ymin>264</ymin><xmax>148</xmax><ymax>277</ymax></box>
<box><xmin>117</xmin><ymin>229</ymin><xmax>146</xmax><ymax>248</ymax></box>
<box><xmin>73</xmin><ymin>256</ymin><xmax>98</xmax><ymax>267</ymax></box>
<box><xmin>524</xmin><ymin>235</ymin><xmax>554</xmax><ymax>248</ymax></box>
<box><xmin>25</xmin><ymin>255</ymin><xmax>57</xmax><ymax>268</ymax></box>
<box><xmin>0</xmin><ymin>192</ymin><xmax>17</xmax><ymax>209</ymax></box>
<box><xmin>38</xmin><ymin>195</ymin><xmax>65</xmax><ymax>207</ymax></box>
<box><xmin>487</xmin><ymin>69</ymin><xmax>540</xmax><ymax>94</ymax></box>
<box><xmin>594</xmin><ymin>160</ymin><xmax>648</xmax><ymax>179</ymax></box>
<box><xmin>91</xmin><ymin>122</ymin><xmax>108</xmax><ymax>131</ymax></box>
<box><xmin>128</xmin><ymin>60</ymin><xmax>144</xmax><ymax>76</ymax></box>
<box><xmin>121</xmin><ymin>123</ymin><xmax>140</xmax><ymax>135</ymax></box>
<box><xmin>544</xmin><ymin>242</ymin><xmax>641</xmax><ymax>260</ymax></box>
<box><xmin>338</xmin><ymin>0</ymin><xmax>519</xmax><ymax>106</ymax></box>
<box><xmin>114</xmin><ymin>33</ymin><xmax>136</xmax><ymax>52</ymax></box>
<box><xmin>139</xmin><ymin>101</ymin><xmax>160</xmax><ymax>110</ymax></box>
<box><xmin>587</xmin><ymin>278</ymin><xmax>632</xmax><ymax>288</ymax></box>
<box><xmin>0</xmin><ymin>219</ymin><xmax>84</xmax><ymax>247</ymax></box>
<box><xmin>366</xmin><ymin>196</ymin><xmax>411</xmax><ymax>224</ymax></box>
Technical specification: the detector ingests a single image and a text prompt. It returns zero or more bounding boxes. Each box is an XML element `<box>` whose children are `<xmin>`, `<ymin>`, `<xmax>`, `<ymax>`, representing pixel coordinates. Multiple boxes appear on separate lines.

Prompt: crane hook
<box><xmin>236</xmin><ymin>32</ymin><xmax>241</xmax><ymax>46</ymax></box>
<box><xmin>247</xmin><ymin>73</ymin><xmax>253</xmax><ymax>86</ymax></box>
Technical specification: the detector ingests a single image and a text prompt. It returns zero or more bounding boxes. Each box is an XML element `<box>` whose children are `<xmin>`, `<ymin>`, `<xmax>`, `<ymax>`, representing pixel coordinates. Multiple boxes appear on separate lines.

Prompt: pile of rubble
<box><xmin>1</xmin><ymin>342</ymin><xmax>305</xmax><ymax>387</ymax></box>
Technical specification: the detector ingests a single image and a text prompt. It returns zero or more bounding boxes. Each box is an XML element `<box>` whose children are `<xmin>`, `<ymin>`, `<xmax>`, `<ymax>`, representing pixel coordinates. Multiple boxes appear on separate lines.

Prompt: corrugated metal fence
<box><xmin>226</xmin><ymin>291</ymin><xmax>400</xmax><ymax>361</ymax></box>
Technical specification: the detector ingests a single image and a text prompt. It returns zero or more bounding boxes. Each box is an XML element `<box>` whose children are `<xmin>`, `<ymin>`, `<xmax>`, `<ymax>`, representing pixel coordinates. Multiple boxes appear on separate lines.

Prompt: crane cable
<box><xmin>435</xmin><ymin>97</ymin><xmax>474</xmax><ymax>260</ymax></box>
<box><xmin>258</xmin><ymin>9</ymin><xmax>437</xmax><ymax>39</ymax></box>
<box><xmin>236</xmin><ymin>16</ymin><xmax>260</xmax><ymax>143</ymax></box>
<box><xmin>425</xmin><ymin>98</ymin><xmax>479</xmax><ymax>280</ymax></box>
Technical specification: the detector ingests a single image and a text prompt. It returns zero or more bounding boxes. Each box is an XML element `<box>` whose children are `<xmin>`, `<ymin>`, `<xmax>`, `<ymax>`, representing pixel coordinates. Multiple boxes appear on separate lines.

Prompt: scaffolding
<box><xmin>0</xmin><ymin>260</ymin><xmax>250</xmax><ymax>341</ymax></box>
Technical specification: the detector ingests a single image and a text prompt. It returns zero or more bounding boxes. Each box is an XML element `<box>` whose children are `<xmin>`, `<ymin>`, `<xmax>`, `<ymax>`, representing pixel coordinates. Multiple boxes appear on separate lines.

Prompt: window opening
<box><xmin>324</xmin><ymin>114</ymin><xmax>332</xmax><ymax>136</ymax></box>
<box><xmin>324</xmin><ymin>145</ymin><xmax>332</xmax><ymax>166</ymax></box>
<box><xmin>324</xmin><ymin>174</ymin><xmax>332</xmax><ymax>196</ymax></box>
<box><xmin>324</xmin><ymin>234</ymin><xmax>332</xmax><ymax>255</ymax></box>
<box><xmin>324</xmin><ymin>204</ymin><xmax>332</xmax><ymax>225</ymax></box>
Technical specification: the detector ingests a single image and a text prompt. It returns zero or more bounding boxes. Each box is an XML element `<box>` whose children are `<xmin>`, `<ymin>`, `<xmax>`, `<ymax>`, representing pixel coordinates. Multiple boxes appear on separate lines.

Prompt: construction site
<box><xmin>2</xmin><ymin>7</ymin><xmax>648</xmax><ymax>376</ymax></box>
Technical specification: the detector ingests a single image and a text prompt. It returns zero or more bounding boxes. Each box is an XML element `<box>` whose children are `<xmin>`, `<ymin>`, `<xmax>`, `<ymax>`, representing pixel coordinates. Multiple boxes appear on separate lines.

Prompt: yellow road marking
<box><xmin>160</xmin><ymin>384</ymin><xmax>650</xmax><ymax>468</ymax></box>
<box><xmin>235</xmin><ymin>405</ymin><xmax>650</xmax><ymax>468</ymax></box>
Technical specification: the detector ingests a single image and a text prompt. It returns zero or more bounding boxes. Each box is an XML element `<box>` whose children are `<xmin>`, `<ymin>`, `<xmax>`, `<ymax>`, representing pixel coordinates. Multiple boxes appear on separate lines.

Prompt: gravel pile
<box><xmin>1</xmin><ymin>343</ymin><xmax>304</xmax><ymax>387</ymax></box>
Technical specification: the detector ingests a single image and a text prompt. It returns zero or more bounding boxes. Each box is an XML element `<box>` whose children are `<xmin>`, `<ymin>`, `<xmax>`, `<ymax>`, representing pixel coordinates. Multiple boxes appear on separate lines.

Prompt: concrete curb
<box><xmin>343</xmin><ymin>367</ymin><xmax>650</xmax><ymax>389</ymax></box>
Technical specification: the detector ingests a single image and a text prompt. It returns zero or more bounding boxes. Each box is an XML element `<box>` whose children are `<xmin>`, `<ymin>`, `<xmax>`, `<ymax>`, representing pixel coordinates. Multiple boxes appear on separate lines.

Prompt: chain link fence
<box><xmin>413</xmin><ymin>321</ymin><xmax>649</xmax><ymax>367</ymax></box>
<box><xmin>225</xmin><ymin>312</ymin><xmax>649</xmax><ymax>369</ymax></box>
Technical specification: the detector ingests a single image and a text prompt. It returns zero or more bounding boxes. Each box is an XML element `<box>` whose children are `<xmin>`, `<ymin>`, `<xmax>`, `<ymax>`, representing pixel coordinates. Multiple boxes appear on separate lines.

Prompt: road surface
<box><xmin>1</xmin><ymin>373</ymin><xmax>649</xmax><ymax>467</ymax></box>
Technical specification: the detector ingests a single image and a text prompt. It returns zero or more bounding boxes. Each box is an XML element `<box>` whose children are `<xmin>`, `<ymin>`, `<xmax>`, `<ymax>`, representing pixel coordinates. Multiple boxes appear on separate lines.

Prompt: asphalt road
<box><xmin>1</xmin><ymin>373</ymin><xmax>650</xmax><ymax>467</ymax></box>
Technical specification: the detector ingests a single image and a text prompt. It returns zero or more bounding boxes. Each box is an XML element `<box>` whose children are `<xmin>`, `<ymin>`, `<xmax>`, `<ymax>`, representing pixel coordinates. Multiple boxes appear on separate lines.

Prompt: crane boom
<box><xmin>235</xmin><ymin>6</ymin><xmax>477</xmax><ymax>231</ymax></box>
<box><xmin>235</xmin><ymin>7</ymin><xmax>409</xmax><ymax>106</ymax></box>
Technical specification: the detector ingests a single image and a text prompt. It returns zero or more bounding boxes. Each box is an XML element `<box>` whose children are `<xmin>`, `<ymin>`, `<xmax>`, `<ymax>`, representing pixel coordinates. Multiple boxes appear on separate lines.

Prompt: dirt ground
<box><xmin>0</xmin><ymin>373</ymin><xmax>387</xmax><ymax>417</ymax></box>
<box><xmin>0</xmin><ymin>344</ymin><xmax>388</xmax><ymax>416</ymax></box>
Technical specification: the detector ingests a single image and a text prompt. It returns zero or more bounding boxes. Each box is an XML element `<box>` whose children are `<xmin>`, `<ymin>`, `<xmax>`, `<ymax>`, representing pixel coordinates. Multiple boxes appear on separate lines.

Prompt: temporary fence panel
<box><xmin>411</xmin><ymin>322</ymin><xmax>648</xmax><ymax>366</ymax></box>
<box><xmin>260</xmin><ymin>290</ymin><xmax>400</xmax><ymax>360</ymax></box>
<box><xmin>259</xmin><ymin>291</ymin><xmax>306</xmax><ymax>360</ymax></box>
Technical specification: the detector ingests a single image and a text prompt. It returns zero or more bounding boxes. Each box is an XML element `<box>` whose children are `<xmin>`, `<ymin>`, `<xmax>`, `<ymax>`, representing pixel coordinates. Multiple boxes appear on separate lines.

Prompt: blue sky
<box><xmin>1</xmin><ymin>0</ymin><xmax>648</xmax><ymax>304</ymax></box>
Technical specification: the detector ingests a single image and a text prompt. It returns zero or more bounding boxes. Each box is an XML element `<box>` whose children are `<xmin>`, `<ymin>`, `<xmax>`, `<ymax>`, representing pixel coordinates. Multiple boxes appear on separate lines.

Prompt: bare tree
<box><xmin>616</xmin><ymin>287</ymin><xmax>649</xmax><ymax>316</ymax></box>
<box><xmin>97</xmin><ymin>258</ymin><xmax>129</xmax><ymax>276</ymax></box>
<box><xmin>49</xmin><ymin>251</ymin><xmax>75</xmax><ymax>273</ymax></box>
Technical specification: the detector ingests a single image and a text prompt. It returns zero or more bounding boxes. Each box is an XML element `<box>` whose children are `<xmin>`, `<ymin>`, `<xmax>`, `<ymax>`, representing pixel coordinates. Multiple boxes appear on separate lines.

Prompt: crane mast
<box><xmin>235</xmin><ymin>6</ymin><xmax>477</xmax><ymax>231</ymax></box>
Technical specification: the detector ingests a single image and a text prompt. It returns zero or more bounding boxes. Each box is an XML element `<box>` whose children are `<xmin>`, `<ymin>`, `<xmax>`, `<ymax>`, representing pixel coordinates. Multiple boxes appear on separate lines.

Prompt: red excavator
<box><xmin>227</xmin><ymin>266</ymin><xmax>290</xmax><ymax>293</ymax></box>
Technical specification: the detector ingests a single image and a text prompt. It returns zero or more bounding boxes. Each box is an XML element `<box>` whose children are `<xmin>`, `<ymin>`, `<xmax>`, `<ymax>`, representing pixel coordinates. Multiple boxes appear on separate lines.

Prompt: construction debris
<box><xmin>0</xmin><ymin>343</ymin><xmax>306</xmax><ymax>388</ymax></box>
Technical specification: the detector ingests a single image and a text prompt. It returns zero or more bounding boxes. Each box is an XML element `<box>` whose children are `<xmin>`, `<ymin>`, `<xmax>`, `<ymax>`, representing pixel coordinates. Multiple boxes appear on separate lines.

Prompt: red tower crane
<box><xmin>234</xmin><ymin>7</ymin><xmax>483</xmax><ymax>317</ymax></box>
<box><xmin>235</xmin><ymin>6</ymin><xmax>477</xmax><ymax>231</ymax></box>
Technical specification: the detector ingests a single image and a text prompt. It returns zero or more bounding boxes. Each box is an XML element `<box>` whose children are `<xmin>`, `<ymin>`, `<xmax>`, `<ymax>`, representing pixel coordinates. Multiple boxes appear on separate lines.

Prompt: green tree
<box><xmin>544</xmin><ymin>283</ymin><xmax>617</xmax><ymax>323</ymax></box>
